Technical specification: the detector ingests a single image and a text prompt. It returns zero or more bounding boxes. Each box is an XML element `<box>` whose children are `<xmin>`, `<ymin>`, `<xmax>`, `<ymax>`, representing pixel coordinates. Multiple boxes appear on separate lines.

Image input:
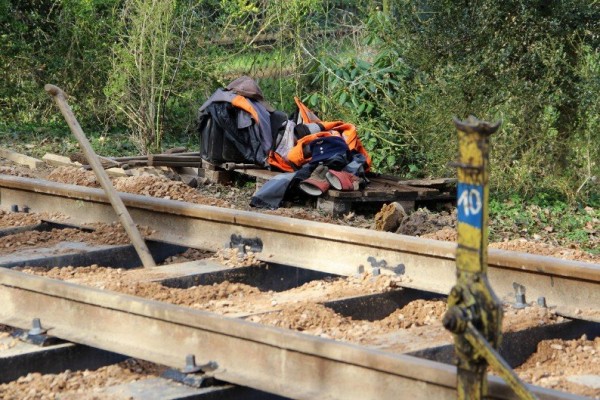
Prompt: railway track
<box><xmin>0</xmin><ymin>174</ymin><xmax>599</xmax><ymax>399</ymax></box>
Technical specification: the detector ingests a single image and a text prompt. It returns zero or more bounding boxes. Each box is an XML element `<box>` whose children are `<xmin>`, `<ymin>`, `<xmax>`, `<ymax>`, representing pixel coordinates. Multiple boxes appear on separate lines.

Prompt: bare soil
<box><xmin>0</xmin><ymin>223</ymin><xmax>154</xmax><ymax>254</ymax></box>
<box><xmin>0</xmin><ymin>209</ymin><xmax>67</xmax><ymax>229</ymax></box>
<box><xmin>515</xmin><ymin>336</ymin><xmax>600</xmax><ymax>398</ymax></box>
<box><xmin>0</xmin><ymin>359</ymin><xmax>165</xmax><ymax>400</ymax></box>
<box><xmin>8</xmin><ymin>259</ymin><xmax>590</xmax><ymax>395</ymax></box>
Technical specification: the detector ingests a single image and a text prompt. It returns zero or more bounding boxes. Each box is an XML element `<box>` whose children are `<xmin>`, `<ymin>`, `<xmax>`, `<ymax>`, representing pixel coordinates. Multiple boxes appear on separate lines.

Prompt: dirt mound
<box><xmin>48</xmin><ymin>166</ymin><xmax>99</xmax><ymax>187</ymax></box>
<box><xmin>210</xmin><ymin>247</ymin><xmax>262</xmax><ymax>268</ymax></box>
<box><xmin>421</xmin><ymin>226</ymin><xmax>458</xmax><ymax>241</ymax></box>
<box><xmin>0</xmin><ymin>222</ymin><xmax>152</xmax><ymax>254</ymax></box>
<box><xmin>491</xmin><ymin>239</ymin><xmax>599</xmax><ymax>263</ymax></box>
<box><xmin>249</xmin><ymin>297</ymin><xmax>447</xmax><ymax>342</ymax></box>
<box><xmin>102</xmin><ymin>280</ymin><xmax>262</xmax><ymax>308</ymax></box>
<box><xmin>0</xmin><ymin>359</ymin><xmax>160</xmax><ymax>399</ymax></box>
<box><xmin>395</xmin><ymin>208</ymin><xmax>457</xmax><ymax>236</ymax></box>
<box><xmin>45</xmin><ymin>168</ymin><xmax>233</xmax><ymax>208</ymax></box>
<box><xmin>263</xmin><ymin>207</ymin><xmax>336</xmax><ymax>224</ymax></box>
<box><xmin>502</xmin><ymin>304</ymin><xmax>561</xmax><ymax>332</ymax></box>
<box><xmin>162</xmin><ymin>248</ymin><xmax>212</xmax><ymax>264</ymax></box>
<box><xmin>113</xmin><ymin>175</ymin><xmax>232</xmax><ymax>207</ymax></box>
<box><xmin>374</xmin><ymin>299</ymin><xmax>447</xmax><ymax>330</ymax></box>
<box><xmin>516</xmin><ymin>336</ymin><xmax>600</xmax><ymax>397</ymax></box>
<box><xmin>0</xmin><ymin>210</ymin><xmax>44</xmax><ymax>228</ymax></box>
<box><xmin>253</xmin><ymin>302</ymin><xmax>351</xmax><ymax>332</ymax></box>
<box><xmin>0</xmin><ymin>166</ymin><xmax>36</xmax><ymax>178</ymax></box>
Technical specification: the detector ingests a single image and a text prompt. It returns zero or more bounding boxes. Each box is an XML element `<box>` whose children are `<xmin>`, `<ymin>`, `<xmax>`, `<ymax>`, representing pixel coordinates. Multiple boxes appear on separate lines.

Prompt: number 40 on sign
<box><xmin>457</xmin><ymin>183</ymin><xmax>483</xmax><ymax>229</ymax></box>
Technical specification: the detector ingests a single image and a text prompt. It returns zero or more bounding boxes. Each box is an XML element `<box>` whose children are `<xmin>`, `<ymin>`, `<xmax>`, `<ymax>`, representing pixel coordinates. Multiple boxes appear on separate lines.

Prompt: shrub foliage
<box><xmin>0</xmin><ymin>0</ymin><xmax>598</xmax><ymax>201</ymax></box>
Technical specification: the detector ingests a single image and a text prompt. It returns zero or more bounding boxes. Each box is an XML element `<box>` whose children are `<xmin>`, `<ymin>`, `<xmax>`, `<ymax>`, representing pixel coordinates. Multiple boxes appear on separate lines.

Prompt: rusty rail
<box><xmin>0</xmin><ymin>175</ymin><xmax>599</xmax><ymax>321</ymax></box>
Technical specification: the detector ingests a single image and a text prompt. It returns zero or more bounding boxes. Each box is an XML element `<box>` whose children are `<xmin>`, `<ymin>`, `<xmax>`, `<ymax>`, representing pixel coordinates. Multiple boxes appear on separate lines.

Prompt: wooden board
<box><xmin>42</xmin><ymin>153</ymin><xmax>82</xmax><ymax>168</ymax></box>
<box><xmin>234</xmin><ymin>168</ymin><xmax>279</xmax><ymax>181</ymax></box>
<box><xmin>231</xmin><ymin>167</ymin><xmax>456</xmax><ymax>214</ymax></box>
<box><xmin>42</xmin><ymin>153</ymin><xmax>130</xmax><ymax>177</ymax></box>
<box><xmin>0</xmin><ymin>148</ymin><xmax>44</xmax><ymax>170</ymax></box>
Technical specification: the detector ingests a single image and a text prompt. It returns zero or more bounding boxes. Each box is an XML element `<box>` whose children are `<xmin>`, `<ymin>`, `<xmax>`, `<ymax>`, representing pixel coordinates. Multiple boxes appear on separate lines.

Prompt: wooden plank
<box><xmin>364</xmin><ymin>190</ymin><xmax>398</xmax><ymax>198</ymax></box>
<box><xmin>373</xmin><ymin>175</ymin><xmax>457</xmax><ymax>186</ymax></box>
<box><xmin>202</xmin><ymin>160</ymin><xmax>221</xmax><ymax>171</ymax></box>
<box><xmin>235</xmin><ymin>168</ymin><xmax>279</xmax><ymax>180</ymax></box>
<box><xmin>79</xmin><ymin>165</ymin><xmax>131</xmax><ymax>177</ymax></box>
<box><xmin>130</xmin><ymin>160</ymin><xmax>202</xmax><ymax>168</ymax></box>
<box><xmin>104</xmin><ymin>168</ymin><xmax>132</xmax><ymax>178</ymax></box>
<box><xmin>237</xmin><ymin>169</ymin><xmax>444</xmax><ymax>202</ymax></box>
<box><xmin>71</xmin><ymin>152</ymin><xmax>123</xmax><ymax>169</ymax></box>
<box><xmin>42</xmin><ymin>153</ymin><xmax>83</xmax><ymax>168</ymax></box>
<box><xmin>400</xmin><ymin>178</ymin><xmax>457</xmax><ymax>187</ymax></box>
<box><xmin>0</xmin><ymin>148</ymin><xmax>44</xmax><ymax>170</ymax></box>
<box><xmin>325</xmin><ymin>190</ymin><xmax>363</xmax><ymax>198</ymax></box>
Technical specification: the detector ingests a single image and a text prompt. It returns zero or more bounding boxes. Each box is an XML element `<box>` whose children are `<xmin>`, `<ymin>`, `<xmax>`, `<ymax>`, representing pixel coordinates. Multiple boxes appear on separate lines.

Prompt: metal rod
<box><xmin>44</xmin><ymin>84</ymin><xmax>156</xmax><ymax>268</ymax></box>
<box><xmin>464</xmin><ymin>322</ymin><xmax>538</xmax><ymax>400</ymax></box>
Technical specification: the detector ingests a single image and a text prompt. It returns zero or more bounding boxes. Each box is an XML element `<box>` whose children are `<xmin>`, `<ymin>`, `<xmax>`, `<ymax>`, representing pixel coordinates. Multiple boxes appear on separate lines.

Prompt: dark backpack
<box><xmin>198</xmin><ymin>102</ymin><xmax>287</xmax><ymax>166</ymax></box>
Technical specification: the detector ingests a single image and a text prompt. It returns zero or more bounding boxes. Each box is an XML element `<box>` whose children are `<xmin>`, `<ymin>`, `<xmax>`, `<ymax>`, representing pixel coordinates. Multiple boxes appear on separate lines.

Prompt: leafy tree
<box><xmin>0</xmin><ymin>0</ymin><xmax>119</xmax><ymax>124</ymax></box>
<box><xmin>105</xmin><ymin>0</ymin><xmax>181</xmax><ymax>153</ymax></box>
<box><xmin>309</xmin><ymin>0</ymin><xmax>599</xmax><ymax>200</ymax></box>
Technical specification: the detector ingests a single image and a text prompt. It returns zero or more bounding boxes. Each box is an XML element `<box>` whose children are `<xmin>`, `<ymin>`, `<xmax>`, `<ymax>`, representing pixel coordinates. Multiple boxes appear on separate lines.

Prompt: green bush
<box><xmin>1</xmin><ymin>0</ymin><xmax>597</xmax><ymax>204</ymax></box>
<box><xmin>306</xmin><ymin>1</ymin><xmax>599</xmax><ymax>203</ymax></box>
<box><xmin>0</xmin><ymin>0</ymin><xmax>119</xmax><ymax>125</ymax></box>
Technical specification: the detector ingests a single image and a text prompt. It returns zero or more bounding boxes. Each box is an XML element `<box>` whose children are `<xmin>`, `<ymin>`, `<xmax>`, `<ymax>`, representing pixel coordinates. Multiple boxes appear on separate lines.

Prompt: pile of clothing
<box><xmin>251</xmin><ymin>98</ymin><xmax>372</xmax><ymax>209</ymax></box>
<box><xmin>198</xmin><ymin>76</ymin><xmax>287</xmax><ymax>166</ymax></box>
<box><xmin>197</xmin><ymin>76</ymin><xmax>372</xmax><ymax>210</ymax></box>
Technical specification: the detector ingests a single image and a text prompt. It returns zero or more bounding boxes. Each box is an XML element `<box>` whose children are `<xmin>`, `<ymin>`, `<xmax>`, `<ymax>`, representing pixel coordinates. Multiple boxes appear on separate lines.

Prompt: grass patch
<box><xmin>489</xmin><ymin>194</ymin><xmax>599</xmax><ymax>253</ymax></box>
<box><xmin>0</xmin><ymin>122</ymin><xmax>194</xmax><ymax>159</ymax></box>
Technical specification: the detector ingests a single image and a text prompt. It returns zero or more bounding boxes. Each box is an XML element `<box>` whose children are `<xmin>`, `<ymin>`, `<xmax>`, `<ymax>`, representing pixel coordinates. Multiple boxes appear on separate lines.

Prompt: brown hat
<box><xmin>226</xmin><ymin>76</ymin><xmax>275</xmax><ymax>112</ymax></box>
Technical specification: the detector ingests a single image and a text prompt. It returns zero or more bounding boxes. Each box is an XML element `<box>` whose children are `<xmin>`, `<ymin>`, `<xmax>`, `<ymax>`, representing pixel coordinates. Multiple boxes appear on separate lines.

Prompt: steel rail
<box><xmin>0</xmin><ymin>268</ymin><xmax>581</xmax><ymax>400</ymax></box>
<box><xmin>1</xmin><ymin>175</ymin><xmax>599</xmax><ymax>318</ymax></box>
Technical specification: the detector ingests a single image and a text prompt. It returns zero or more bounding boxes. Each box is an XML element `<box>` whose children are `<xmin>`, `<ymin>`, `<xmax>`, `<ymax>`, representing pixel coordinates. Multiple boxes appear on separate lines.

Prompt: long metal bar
<box><xmin>0</xmin><ymin>268</ymin><xmax>581</xmax><ymax>400</ymax></box>
<box><xmin>44</xmin><ymin>84</ymin><xmax>156</xmax><ymax>268</ymax></box>
<box><xmin>1</xmin><ymin>175</ymin><xmax>599</xmax><ymax>317</ymax></box>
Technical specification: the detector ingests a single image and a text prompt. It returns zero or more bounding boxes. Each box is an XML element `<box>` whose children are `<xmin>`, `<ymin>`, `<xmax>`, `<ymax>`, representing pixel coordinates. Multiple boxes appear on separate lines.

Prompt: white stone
<box><xmin>566</xmin><ymin>375</ymin><xmax>600</xmax><ymax>389</ymax></box>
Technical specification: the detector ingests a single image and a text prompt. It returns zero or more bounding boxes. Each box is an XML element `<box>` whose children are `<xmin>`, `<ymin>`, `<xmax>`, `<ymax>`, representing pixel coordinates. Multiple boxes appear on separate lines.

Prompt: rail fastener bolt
<box><xmin>514</xmin><ymin>292</ymin><xmax>527</xmax><ymax>309</ymax></box>
<box><xmin>512</xmin><ymin>283</ymin><xmax>528</xmax><ymax>309</ymax></box>
<box><xmin>182</xmin><ymin>354</ymin><xmax>204</xmax><ymax>373</ymax></box>
<box><xmin>537</xmin><ymin>296</ymin><xmax>547</xmax><ymax>308</ymax></box>
<box><xmin>28</xmin><ymin>318</ymin><xmax>47</xmax><ymax>336</ymax></box>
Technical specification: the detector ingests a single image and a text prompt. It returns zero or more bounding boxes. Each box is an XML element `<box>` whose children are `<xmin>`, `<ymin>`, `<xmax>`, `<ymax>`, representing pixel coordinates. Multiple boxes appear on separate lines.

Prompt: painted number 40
<box><xmin>458</xmin><ymin>188</ymin><xmax>482</xmax><ymax>217</ymax></box>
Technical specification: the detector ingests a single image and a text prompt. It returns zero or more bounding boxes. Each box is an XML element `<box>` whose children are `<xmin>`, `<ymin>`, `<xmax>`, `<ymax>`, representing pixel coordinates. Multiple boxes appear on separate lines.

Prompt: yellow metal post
<box><xmin>443</xmin><ymin>116</ymin><xmax>536</xmax><ymax>400</ymax></box>
<box><xmin>444</xmin><ymin>116</ymin><xmax>501</xmax><ymax>399</ymax></box>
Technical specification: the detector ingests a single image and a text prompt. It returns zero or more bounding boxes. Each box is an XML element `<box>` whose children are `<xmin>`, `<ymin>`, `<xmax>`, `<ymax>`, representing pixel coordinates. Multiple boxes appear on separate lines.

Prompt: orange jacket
<box><xmin>267</xmin><ymin>98</ymin><xmax>372</xmax><ymax>171</ymax></box>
